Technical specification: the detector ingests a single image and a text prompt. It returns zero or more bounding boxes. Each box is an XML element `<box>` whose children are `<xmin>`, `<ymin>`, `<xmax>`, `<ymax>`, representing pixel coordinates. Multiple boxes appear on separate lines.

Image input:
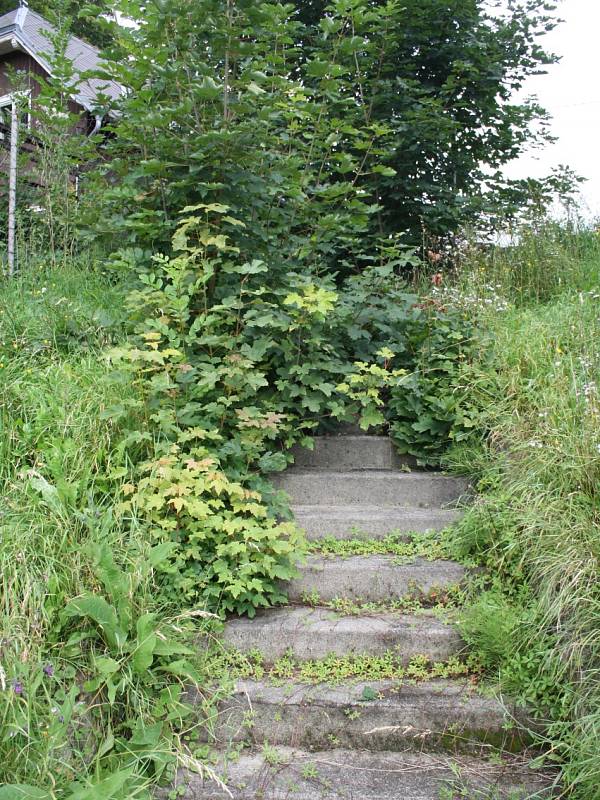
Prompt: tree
<box><xmin>90</xmin><ymin>0</ymin><xmax>563</xmax><ymax>269</ymax></box>
<box><xmin>298</xmin><ymin>0</ymin><xmax>560</xmax><ymax>243</ymax></box>
<box><xmin>90</xmin><ymin>0</ymin><xmax>394</xmax><ymax>273</ymax></box>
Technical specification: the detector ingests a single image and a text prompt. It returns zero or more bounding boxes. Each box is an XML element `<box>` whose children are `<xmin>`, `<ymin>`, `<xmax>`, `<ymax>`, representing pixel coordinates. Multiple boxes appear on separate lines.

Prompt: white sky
<box><xmin>504</xmin><ymin>0</ymin><xmax>600</xmax><ymax>218</ymax></box>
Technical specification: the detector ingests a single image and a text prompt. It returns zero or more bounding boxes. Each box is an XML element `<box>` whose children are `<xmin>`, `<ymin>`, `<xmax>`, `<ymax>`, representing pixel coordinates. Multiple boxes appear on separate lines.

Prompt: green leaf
<box><xmin>62</xmin><ymin>595</ymin><xmax>126</xmax><ymax>650</ymax></box>
<box><xmin>247</xmin><ymin>81</ymin><xmax>266</xmax><ymax>95</ymax></box>
<box><xmin>64</xmin><ymin>769</ymin><xmax>134</xmax><ymax>800</ymax></box>
<box><xmin>133</xmin><ymin>613</ymin><xmax>157</xmax><ymax>674</ymax></box>
<box><xmin>305</xmin><ymin>59</ymin><xmax>330</xmax><ymax>77</ymax></box>
<box><xmin>148</xmin><ymin>541</ymin><xmax>178</xmax><ymax>568</ymax></box>
<box><xmin>359</xmin><ymin>407</ymin><xmax>385</xmax><ymax>430</ymax></box>
<box><xmin>361</xmin><ymin>686</ymin><xmax>378</xmax><ymax>702</ymax></box>
<box><xmin>0</xmin><ymin>787</ymin><xmax>50</xmax><ymax>800</ymax></box>
<box><xmin>94</xmin><ymin>656</ymin><xmax>120</xmax><ymax>675</ymax></box>
<box><xmin>96</xmin><ymin>728</ymin><xmax>115</xmax><ymax>760</ymax></box>
<box><xmin>372</xmin><ymin>165</ymin><xmax>397</xmax><ymax>177</ymax></box>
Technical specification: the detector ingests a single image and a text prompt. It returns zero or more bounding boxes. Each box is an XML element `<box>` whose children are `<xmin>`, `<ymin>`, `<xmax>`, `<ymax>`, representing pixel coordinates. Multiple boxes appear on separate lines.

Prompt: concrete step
<box><xmin>164</xmin><ymin>747</ymin><xmax>555</xmax><ymax>799</ymax></box>
<box><xmin>291</xmin><ymin>436</ymin><xmax>413</xmax><ymax>471</ymax></box>
<box><xmin>273</xmin><ymin>470</ymin><xmax>469</xmax><ymax>507</ymax></box>
<box><xmin>199</xmin><ymin>679</ymin><xmax>533</xmax><ymax>754</ymax></box>
<box><xmin>293</xmin><ymin>504</ymin><xmax>462</xmax><ymax>539</ymax></box>
<box><xmin>223</xmin><ymin>607</ymin><xmax>463</xmax><ymax>663</ymax></box>
<box><xmin>286</xmin><ymin>555</ymin><xmax>466</xmax><ymax>604</ymax></box>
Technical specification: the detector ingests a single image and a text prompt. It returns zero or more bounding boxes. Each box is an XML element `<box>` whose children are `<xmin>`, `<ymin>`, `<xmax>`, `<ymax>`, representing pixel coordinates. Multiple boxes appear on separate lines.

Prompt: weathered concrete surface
<box><xmin>162</xmin><ymin>747</ymin><xmax>556</xmax><ymax>799</ymax></box>
<box><xmin>285</xmin><ymin>555</ymin><xmax>466</xmax><ymax>603</ymax></box>
<box><xmin>293</xmin><ymin>504</ymin><xmax>462</xmax><ymax>539</ymax></box>
<box><xmin>198</xmin><ymin>679</ymin><xmax>533</xmax><ymax>754</ymax></box>
<box><xmin>291</xmin><ymin>436</ymin><xmax>414</xmax><ymax>471</ymax></box>
<box><xmin>273</xmin><ymin>470</ymin><xmax>469</xmax><ymax>508</ymax></box>
<box><xmin>223</xmin><ymin>607</ymin><xmax>463</xmax><ymax>663</ymax></box>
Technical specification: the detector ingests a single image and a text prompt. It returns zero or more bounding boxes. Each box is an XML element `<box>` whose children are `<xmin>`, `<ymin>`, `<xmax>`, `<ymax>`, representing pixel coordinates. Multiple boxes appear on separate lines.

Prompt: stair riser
<box><xmin>294</xmin><ymin>509</ymin><xmax>462</xmax><ymax>539</ymax></box>
<box><xmin>285</xmin><ymin>557</ymin><xmax>466</xmax><ymax>603</ymax></box>
<box><xmin>291</xmin><ymin>437</ymin><xmax>414</xmax><ymax>471</ymax></box>
<box><xmin>274</xmin><ymin>472</ymin><xmax>468</xmax><ymax>507</ymax></box>
<box><xmin>223</xmin><ymin>613</ymin><xmax>463</xmax><ymax>663</ymax></box>
<box><xmin>202</xmin><ymin>685</ymin><xmax>530</xmax><ymax>755</ymax></box>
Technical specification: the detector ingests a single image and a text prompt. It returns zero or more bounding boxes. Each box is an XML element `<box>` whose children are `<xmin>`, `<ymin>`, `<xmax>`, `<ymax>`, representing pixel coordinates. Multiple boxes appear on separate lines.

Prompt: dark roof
<box><xmin>0</xmin><ymin>6</ymin><xmax>122</xmax><ymax>111</ymax></box>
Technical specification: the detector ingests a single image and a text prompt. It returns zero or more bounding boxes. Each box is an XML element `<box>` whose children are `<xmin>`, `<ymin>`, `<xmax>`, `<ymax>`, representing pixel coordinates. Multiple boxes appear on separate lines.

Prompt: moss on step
<box><xmin>308</xmin><ymin>529</ymin><xmax>452</xmax><ymax>559</ymax></box>
<box><xmin>203</xmin><ymin>646</ymin><xmax>483</xmax><ymax>687</ymax></box>
<box><xmin>299</xmin><ymin>581</ymin><xmax>467</xmax><ymax>615</ymax></box>
<box><xmin>307</xmin><ymin>528</ymin><xmax>480</xmax><ymax>569</ymax></box>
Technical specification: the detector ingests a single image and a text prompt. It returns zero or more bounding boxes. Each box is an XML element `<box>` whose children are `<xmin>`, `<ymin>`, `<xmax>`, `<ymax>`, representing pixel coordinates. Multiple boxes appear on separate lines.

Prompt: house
<box><xmin>0</xmin><ymin>2</ymin><xmax>121</xmax><ymax>137</ymax></box>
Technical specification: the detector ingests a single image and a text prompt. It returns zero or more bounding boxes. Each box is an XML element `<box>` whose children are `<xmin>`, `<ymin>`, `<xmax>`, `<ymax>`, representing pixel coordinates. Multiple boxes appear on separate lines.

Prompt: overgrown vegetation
<box><xmin>1</xmin><ymin>0</ymin><xmax>599</xmax><ymax>797</ymax></box>
<box><xmin>0</xmin><ymin>265</ymin><xmax>226</xmax><ymax>797</ymax></box>
<box><xmin>442</xmin><ymin>223</ymin><xmax>600</xmax><ymax>799</ymax></box>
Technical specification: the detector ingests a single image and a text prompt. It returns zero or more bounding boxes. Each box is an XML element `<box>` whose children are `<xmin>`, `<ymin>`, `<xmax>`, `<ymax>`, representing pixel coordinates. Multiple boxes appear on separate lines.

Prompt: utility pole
<box><xmin>7</xmin><ymin>95</ymin><xmax>18</xmax><ymax>276</ymax></box>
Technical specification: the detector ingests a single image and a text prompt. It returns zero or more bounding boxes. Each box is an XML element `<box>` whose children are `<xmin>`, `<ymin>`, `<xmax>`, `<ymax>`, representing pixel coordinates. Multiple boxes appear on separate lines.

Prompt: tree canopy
<box><xmin>89</xmin><ymin>0</ymin><xmax>560</xmax><ymax>266</ymax></box>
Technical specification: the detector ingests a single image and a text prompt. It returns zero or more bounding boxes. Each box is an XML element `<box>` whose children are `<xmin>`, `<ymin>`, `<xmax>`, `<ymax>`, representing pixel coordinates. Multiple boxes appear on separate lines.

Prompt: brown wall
<box><xmin>0</xmin><ymin>50</ymin><xmax>94</xmax><ymax>186</ymax></box>
<box><xmin>0</xmin><ymin>50</ymin><xmax>46</xmax><ymax>99</ymax></box>
<box><xmin>0</xmin><ymin>49</ymin><xmax>91</xmax><ymax>133</ymax></box>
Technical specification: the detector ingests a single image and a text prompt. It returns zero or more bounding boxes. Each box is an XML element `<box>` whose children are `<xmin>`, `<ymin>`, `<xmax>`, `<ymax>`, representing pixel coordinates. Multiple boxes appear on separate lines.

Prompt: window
<box><xmin>0</xmin><ymin>91</ymin><xmax>32</xmax><ymax>139</ymax></box>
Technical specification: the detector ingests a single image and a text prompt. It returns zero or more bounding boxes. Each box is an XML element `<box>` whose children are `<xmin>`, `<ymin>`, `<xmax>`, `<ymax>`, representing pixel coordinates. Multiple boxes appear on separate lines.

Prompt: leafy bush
<box><xmin>0</xmin><ymin>265</ymin><xmax>220</xmax><ymax>797</ymax></box>
<box><xmin>109</xmin><ymin>209</ymin><xmax>479</xmax><ymax>621</ymax></box>
<box><xmin>387</xmin><ymin>295</ymin><xmax>481</xmax><ymax>465</ymax></box>
<box><xmin>93</xmin><ymin>0</ymin><xmax>562</xmax><ymax>258</ymax></box>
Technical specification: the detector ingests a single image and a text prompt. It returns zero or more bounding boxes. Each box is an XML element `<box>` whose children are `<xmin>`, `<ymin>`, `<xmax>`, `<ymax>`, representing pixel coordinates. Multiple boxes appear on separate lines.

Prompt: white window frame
<box><xmin>0</xmin><ymin>90</ymin><xmax>32</xmax><ymax>139</ymax></box>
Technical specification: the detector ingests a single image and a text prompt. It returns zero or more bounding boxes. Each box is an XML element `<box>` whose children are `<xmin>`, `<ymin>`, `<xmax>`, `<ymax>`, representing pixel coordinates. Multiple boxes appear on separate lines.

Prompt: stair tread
<box><xmin>165</xmin><ymin>747</ymin><xmax>555</xmax><ymax>799</ymax></box>
<box><xmin>283</xmin><ymin>469</ymin><xmax>462</xmax><ymax>478</ymax></box>
<box><xmin>293</xmin><ymin>503</ymin><xmax>462</xmax><ymax>516</ymax></box>
<box><xmin>287</xmin><ymin>555</ymin><xmax>466</xmax><ymax>603</ymax></box>
<box><xmin>223</xmin><ymin>605</ymin><xmax>463</xmax><ymax>663</ymax></box>
<box><xmin>291</xmin><ymin>435</ymin><xmax>414</xmax><ymax>471</ymax></box>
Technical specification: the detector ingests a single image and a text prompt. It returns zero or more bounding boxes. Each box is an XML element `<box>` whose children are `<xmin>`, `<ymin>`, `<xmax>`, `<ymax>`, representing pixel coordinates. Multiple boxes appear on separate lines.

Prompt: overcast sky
<box><xmin>504</xmin><ymin>0</ymin><xmax>600</xmax><ymax>218</ymax></box>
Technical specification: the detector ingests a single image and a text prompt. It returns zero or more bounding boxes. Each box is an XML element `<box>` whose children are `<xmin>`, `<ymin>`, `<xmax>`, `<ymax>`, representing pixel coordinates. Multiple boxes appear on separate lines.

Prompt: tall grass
<box><xmin>0</xmin><ymin>263</ymin><xmax>129</xmax><ymax>784</ymax></box>
<box><xmin>0</xmin><ymin>263</ymin><xmax>215</xmax><ymax>796</ymax></box>
<box><xmin>459</xmin><ymin>219</ymin><xmax>600</xmax><ymax>304</ymax></box>
<box><xmin>447</xmin><ymin>224</ymin><xmax>600</xmax><ymax>798</ymax></box>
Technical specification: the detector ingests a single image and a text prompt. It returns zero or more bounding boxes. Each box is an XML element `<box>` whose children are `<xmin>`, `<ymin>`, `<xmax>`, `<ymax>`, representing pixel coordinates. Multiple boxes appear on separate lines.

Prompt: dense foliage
<box><xmin>90</xmin><ymin>0</ymin><xmax>561</xmax><ymax>260</ymax></box>
<box><xmin>105</xmin><ymin>203</ymin><xmax>478</xmax><ymax>622</ymax></box>
<box><xmin>3</xmin><ymin>1</ymin><xmax>599</xmax><ymax>798</ymax></box>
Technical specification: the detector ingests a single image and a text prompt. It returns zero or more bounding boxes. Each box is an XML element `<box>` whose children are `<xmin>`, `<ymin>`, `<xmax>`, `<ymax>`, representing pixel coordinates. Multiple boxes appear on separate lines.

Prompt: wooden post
<box><xmin>7</xmin><ymin>96</ymin><xmax>18</xmax><ymax>276</ymax></box>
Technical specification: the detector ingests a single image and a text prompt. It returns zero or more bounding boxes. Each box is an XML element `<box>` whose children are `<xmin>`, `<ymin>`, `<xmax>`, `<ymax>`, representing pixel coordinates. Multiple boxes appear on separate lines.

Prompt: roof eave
<box><xmin>0</xmin><ymin>25</ymin><xmax>53</xmax><ymax>75</ymax></box>
<box><xmin>0</xmin><ymin>26</ymin><xmax>103</xmax><ymax>113</ymax></box>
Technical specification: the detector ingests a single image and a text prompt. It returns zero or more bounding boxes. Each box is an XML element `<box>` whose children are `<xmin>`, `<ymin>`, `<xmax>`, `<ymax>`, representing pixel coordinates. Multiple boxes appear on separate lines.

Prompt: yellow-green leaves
<box><xmin>284</xmin><ymin>285</ymin><xmax>338</xmax><ymax>320</ymax></box>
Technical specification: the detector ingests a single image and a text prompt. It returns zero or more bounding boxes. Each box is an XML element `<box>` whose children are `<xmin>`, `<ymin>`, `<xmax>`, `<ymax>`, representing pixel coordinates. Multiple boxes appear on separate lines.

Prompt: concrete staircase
<box><xmin>170</xmin><ymin>435</ymin><xmax>554</xmax><ymax>799</ymax></box>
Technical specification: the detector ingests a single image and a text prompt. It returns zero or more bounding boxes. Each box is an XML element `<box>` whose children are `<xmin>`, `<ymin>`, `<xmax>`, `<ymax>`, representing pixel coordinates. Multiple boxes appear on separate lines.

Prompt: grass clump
<box><xmin>0</xmin><ymin>263</ymin><xmax>221</xmax><ymax>797</ymax></box>
<box><xmin>443</xmin><ymin>232</ymin><xmax>600</xmax><ymax>798</ymax></box>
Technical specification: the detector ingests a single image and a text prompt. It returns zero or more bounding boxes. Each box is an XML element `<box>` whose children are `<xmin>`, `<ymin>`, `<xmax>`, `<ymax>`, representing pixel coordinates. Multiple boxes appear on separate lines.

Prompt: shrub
<box><xmin>0</xmin><ymin>263</ymin><xmax>217</xmax><ymax>796</ymax></box>
<box><xmin>387</xmin><ymin>295</ymin><xmax>481</xmax><ymax>465</ymax></box>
